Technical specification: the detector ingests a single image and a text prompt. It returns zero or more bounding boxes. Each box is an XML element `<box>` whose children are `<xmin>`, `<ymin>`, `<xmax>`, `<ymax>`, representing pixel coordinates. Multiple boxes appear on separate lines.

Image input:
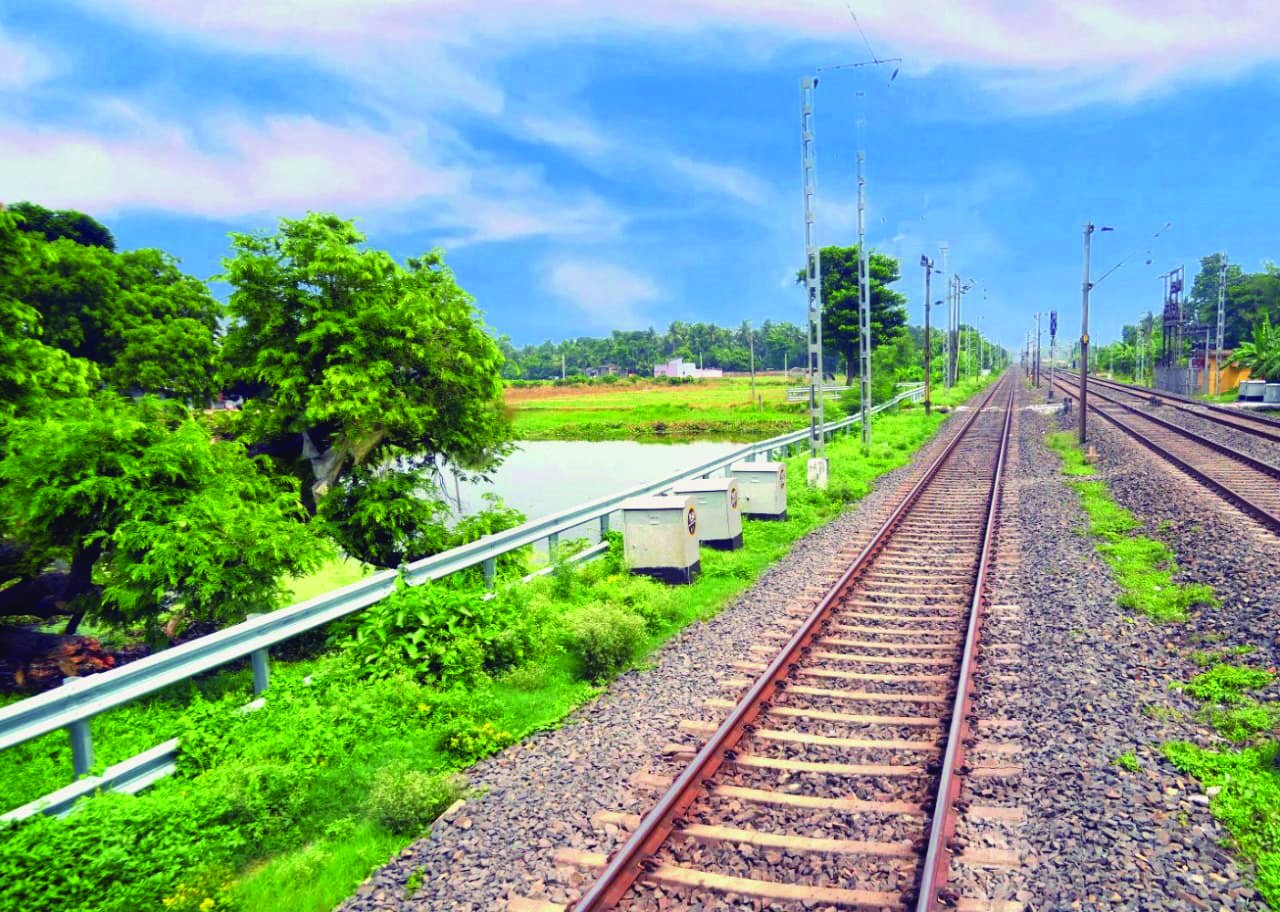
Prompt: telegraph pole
<box><xmin>857</xmin><ymin>149</ymin><xmax>872</xmax><ymax>445</ymax></box>
<box><xmin>1079</xmin><ymin>223</ymin><xmax>1094</xmax><ymax>443</ymax></box>
<box><xmin>1216</xmin><ymin>256</ymin><xmax>1227</xmax><ymax>395</ymax></box>
<box><xmin>1035</xmin><ymin>311</ymin><xmax>1041</xmax><ymax>387</ymax></box>
<box><xmin>921</xmin><ymin>255</ymin><xmax>935</xmax><ymax>415</ymax></box>
<box><xmin>800</xmin><ymin>76</ymin><xmax>827</xmax><ymax>486</ymax></box>
<box><xmin>938</xmin><ymin>244</ymin><xmax>950</xmax><ymax>388</ymax></box>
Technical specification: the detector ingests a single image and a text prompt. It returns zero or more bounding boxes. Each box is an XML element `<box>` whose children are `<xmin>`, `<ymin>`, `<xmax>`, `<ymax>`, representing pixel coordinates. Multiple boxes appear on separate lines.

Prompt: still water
<box><xmin>454</xmin><ymin>439</ymin><xmax>745</xmax><ymax>533</ymax></box>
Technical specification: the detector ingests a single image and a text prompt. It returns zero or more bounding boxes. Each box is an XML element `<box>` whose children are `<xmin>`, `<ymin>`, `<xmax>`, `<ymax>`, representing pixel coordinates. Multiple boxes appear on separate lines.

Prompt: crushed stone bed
<box><xmin>336</xmin><ymin>381</ymin><xmax>1273</xmax><ymax>911</ymax></box>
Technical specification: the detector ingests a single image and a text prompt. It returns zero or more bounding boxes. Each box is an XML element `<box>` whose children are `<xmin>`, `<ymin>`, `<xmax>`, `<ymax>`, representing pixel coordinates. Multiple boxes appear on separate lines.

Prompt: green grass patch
<box><xmin>1043</xmin><ymin>430</ymin><xmax>1097</xmax><ymax>475</ymax></box>
<box><xmin>0</xmin><ymin>387</ymin><xmax>988</xmax><ymax>912</ymax></box>
<box><xmin>1165</xmin><ymin>661</ymin><xmax>1280</xmax><ymax>907</ymax></box>
<box><xmin>1045</xmin><ymin>433</ymin><xmax>1217</xmax><ymax>622</ymax></box>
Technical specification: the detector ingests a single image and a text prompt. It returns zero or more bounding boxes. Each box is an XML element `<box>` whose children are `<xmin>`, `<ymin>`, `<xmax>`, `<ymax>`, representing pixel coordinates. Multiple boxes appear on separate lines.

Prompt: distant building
<box><xmin>653</xmin><ymin>357</ymin><xmax>723</xmax><ymax>379</ymax></box>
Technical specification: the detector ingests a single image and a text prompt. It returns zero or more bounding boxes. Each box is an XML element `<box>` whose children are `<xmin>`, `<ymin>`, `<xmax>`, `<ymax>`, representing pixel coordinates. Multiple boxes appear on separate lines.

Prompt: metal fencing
<box><xmin>0</xmin><ymin>385</ymin><xmax>924</xmax><ymax>820</ymax></box>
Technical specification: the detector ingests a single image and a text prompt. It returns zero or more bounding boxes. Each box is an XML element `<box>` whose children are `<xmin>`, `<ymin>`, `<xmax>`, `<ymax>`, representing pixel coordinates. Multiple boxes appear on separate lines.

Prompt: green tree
<box><xmin>0</xmin><ymin>394</ymin><xmax>328</xmax><ymax>634</ymax></box>
<box><xmin>0</xmin><ymin>210</ymin><xmax>97</xmax><ymax>422</ymax></box>
<box><xmin>1</xmin><ymin>237</ymin><xmax>220</xmax><ymax>392</ymax></box>
<box><xmin>1231</xmin><ymin>314</ymin><xmax>1280</xmax><ymax>381</ymax></box>
<box><xmin>8</xmin><ymin>201</ymin><xmax>116</xmax><ymax>251</ymax></box>
<box><xmin>219</xmin><ymin>213</ymin><xmax>512</xmax><ymax>567</ymax></box>
<box><xmin>797</xmin><ymin>245</ymin><xmax>908</xmax><ymax>385</ymax></box>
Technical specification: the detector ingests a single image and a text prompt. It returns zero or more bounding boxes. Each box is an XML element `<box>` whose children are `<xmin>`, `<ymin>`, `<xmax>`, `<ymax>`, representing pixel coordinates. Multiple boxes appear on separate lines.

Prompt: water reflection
<box><xmin>454</xmin><ymin>439</ymin><xmax>746</xmax><ymax>540</ymax></box>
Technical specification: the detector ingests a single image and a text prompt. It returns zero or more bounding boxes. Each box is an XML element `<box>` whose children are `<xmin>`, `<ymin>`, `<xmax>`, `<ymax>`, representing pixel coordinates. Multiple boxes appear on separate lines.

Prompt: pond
<box><xmin>453</xmin><ymin>439</ymin><xmax>747</xmax><ymax>539</ymax></box>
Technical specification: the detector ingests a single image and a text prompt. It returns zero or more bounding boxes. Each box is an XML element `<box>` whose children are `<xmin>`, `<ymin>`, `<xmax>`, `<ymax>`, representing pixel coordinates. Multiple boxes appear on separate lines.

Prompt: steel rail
<box><xmin>1053</xmin><ymin>376</ymin><xmax>1280</xmax><ymax>534</ymax></box>
<box><xmin>570</xmin><ymin>375</ymin><xmax>1010</xmax><ymax>911</ymax></box>
<box><xmin>915</xmin><ymin>376</ymin><xmax>1014</xmax><ymax>911</ymax></box>
<box><xmin>1064</xmin><ymin>372</ymin><xmax>1280</xmax><ymax>443</ymax></box>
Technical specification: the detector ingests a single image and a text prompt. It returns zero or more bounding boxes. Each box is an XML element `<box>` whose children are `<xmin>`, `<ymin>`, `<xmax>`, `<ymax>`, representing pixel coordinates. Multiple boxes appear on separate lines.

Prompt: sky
<box><xmin>3</xmin><ymin>1</ymin><xmax>1279</xmax><ymax>356</ymax></box>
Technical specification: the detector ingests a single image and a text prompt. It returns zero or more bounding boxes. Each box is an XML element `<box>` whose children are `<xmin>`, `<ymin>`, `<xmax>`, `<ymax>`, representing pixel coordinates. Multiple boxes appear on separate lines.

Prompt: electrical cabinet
<box><xmin>620</xmin><ymin>495</ymin><xmax>700</xmax><ymax>584</ymax></box>
<box><xmin>671</xmin><ymin>477</ymin><xmax>743</xmax><ymax>550</ymax></box>
<box><xmin>729</xmin><ymin>461</ymin><xmax>788</xmax><ymax>520</ymax></box>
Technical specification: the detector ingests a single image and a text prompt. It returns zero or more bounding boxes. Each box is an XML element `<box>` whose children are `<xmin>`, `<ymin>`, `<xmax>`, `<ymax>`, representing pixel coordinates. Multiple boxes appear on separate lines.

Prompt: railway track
<box><xmin>1050</xmin><ymin>374</ymin><xmax>1280</xmax><ymax>533</ymax></box>
<box><xmin>1061</xmin><ymin>371</ymin><xmax>1280</xmax><ymax>444</ymax></box>
<box><xmin>514</xmin><ymin>376</ymin><xmax>1020</xmax><ymax>911</ymax></box>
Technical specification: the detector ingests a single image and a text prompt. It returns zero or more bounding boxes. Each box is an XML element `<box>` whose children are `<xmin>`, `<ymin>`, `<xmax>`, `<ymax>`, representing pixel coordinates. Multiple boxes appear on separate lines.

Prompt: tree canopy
<box><xmin>7</xmin><ymin>201</ymin><xmax>116</xmax><ymax>251</ymax></box>
<box><xmin>219</xmin><ymin>213</ymin><xmax>512</xmax><ymax>565</ymax></box>
<box><xmin>796</xmin><ymin>245</ymin><xmax>908</xmax><ymax>385</ymax></box>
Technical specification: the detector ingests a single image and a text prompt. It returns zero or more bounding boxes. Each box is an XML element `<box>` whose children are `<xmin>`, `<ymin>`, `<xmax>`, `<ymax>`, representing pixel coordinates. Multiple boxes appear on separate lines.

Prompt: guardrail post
<box><xmin>599</xmin><ymin>513</ymin><xmax>610</xmax><ymax>538</ymax></box>
<box><xmin>246</xmin><ymin>614</ymin><xmax>270</xmax><ymax>696</ymax></box>
<box><xmin>482</xmin><ymin>557</ymin><xmax>496</xmax><ymax>590</ymax></box>
<box><xmin>548</xmin><ymin>532</ymin><xmax>559</xmax><ymax>563</ymax></box>
<box><xmin>61</xmin><ymin>677</ymin><xmax>93</xmax><ymax>777</ymax></box>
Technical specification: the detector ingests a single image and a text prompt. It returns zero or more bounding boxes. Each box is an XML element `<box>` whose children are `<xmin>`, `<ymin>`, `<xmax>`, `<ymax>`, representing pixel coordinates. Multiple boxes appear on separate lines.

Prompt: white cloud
<box><xmin>546</xmin><ymin>260</ymin><xmax>661</xmax><ymax>329</ymax></box>
<box><xmin>0</xmin><ymin>27</ymin><xmax>58</xmax><ymax>90</ymax></box>
<box><xmin>668</xmin><ymin>156</ymin><xmax>771</xmax><ymax>207</ymax></box>
<box><xmin>71</xmin><ymin>0</ymin><xmax>1280</xmax><ymax>110</ymax></box>
<box><xmin>0</xmin><ymin>109</ymin><xmax>626</xmax><ymax>245</ymax></box>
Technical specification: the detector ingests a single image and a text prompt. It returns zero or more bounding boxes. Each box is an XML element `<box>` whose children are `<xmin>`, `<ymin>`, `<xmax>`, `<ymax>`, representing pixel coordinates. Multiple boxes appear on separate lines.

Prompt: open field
<box><xmin>504</xmin><ymin>375</ymin><xmax>983</xmax><ymax>440</ymax></box>
<box><xmin>505</xmin><ymin>376</ymin><xmax>805</xmax><ymax>440</ymax></box>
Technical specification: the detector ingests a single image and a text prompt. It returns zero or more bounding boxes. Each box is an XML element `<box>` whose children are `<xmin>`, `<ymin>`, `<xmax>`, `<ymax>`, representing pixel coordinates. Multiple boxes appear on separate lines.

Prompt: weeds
<box><xmin>1114</xmin><ymin>751</ymin><xmax>1141</xmax><ymax>772</ymax></box>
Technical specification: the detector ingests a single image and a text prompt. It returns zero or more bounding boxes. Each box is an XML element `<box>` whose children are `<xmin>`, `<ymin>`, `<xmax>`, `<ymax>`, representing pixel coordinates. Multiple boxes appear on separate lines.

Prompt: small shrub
<box><xmin>563</xmin><ymin>603</ymin><xmax>647</xmax><ymax>681</ymax></box>
<box><xmin>1114</xmin><ymin>751</ymin><xmax>1141</xmax><ymax>772</ymax></box>
<box><xmin>437</xmin><ymin>719</ymin><xmax>515</xmax><ymax>762</ymax></box>
<box><xmin>1178</xmin><ymin>664</ymin><xmax>1275</xmax><ymax>704</ymax></box>
<box><xmin>364</xmin><ymin>763</ymin><xmax>464</xmax><ymax>835</ymax></box>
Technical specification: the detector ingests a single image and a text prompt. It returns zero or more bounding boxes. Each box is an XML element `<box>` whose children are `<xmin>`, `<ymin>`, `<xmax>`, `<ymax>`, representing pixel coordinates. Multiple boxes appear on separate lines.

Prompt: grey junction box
<box><xmin>671</xmin><ymin>477</ymin><xmax>743</xmax><ymax>550</ymax></box>
<box><xmin>619</xmin><ymin>494</ymin><xmax>700</xmax><ymax>584</ymax></box>
<box><xmin>729</xmin><ymin>461</ymin><xmax>787</xmax><ymax>520</ymax></box>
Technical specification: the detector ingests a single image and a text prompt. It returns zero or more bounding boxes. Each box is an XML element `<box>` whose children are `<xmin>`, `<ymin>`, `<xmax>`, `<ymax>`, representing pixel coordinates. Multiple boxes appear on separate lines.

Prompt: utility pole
<box><xmin>1035</xmin><ymin>311</ymin><xmax>1041</xmax><ymax>387</ymax></box>
<box><xmin>920</xmin><ymin>255</ymin><xmax>935</xmax><ymax>415</ymax></box>
<box><xmin>1216</xmin><ymin>256</ymin><xmax>1227</xmax><ymax>396</ymax></box>
<box><xmin>1079</xmin><ymin>223</ymin><xmax>1094</xmax><ymax>443</ymax></box>
<box><xmin>1049</xmin><ymin>310</ymin><xmax>1057</xmax><ymax>399</ymax></box>
<box><xmin>749</xmin><ymin>323</ymin><xmax>756</xmax><ymax>407</ymax></box>
<box><xmin>939</xmin><ymin>244</ymin><xmax>950</xmax><ymax>388</ymax></box>
<box><xmin>800</xmin><ymin>76</ymin><xmax>827</xmax><ymax>486</ymax></box>
<box><xmin>857</xmin><ymin>149</ymin><xmax>872</xmax><ymax>445</ymax></box>
<box><xmin>561</xmin><ymin>352</ymin><xmax>566</xmax><ymax>380</ymax></box>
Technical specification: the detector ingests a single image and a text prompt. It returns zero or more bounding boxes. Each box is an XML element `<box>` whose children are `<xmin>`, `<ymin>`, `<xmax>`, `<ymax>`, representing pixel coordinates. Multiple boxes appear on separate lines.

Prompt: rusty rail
<box><xmin>915</xmin><ymin>374</ymin><xmax>1014</xmax><ymax>910</ymax></box>
<box><xmin>1053</xmin><ymin>375</ymin><xmax>1280</xmax><ymax>534</ymax></box>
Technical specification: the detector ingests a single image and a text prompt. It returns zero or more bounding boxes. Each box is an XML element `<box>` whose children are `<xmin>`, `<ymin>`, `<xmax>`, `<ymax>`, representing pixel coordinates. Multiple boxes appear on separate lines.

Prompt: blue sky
<box><xmin>3</xmin><ymin>1</ymin><xmax>1278</xmax><ymax>355</ymax></box>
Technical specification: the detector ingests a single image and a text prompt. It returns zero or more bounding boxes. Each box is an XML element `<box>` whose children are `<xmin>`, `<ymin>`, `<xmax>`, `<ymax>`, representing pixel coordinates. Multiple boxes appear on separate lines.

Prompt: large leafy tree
<box><xmin>0</xmin><ymin>395</ymin><xmax>329</xmax><ymax>635</ymax></box>
<box><xmin>219</xmin><ymin>213</ymin><xmax>512</xmax><ymax>567</ymax></box>
<box><xmin>1231</xmin><ymin>314</ymin><xmax>1280</xmax><ymax>381</ymax></box>
<box><xmin>797</xmin><ymin>245</ymin><xmax>908</xmax><ymax>385</ymax></box>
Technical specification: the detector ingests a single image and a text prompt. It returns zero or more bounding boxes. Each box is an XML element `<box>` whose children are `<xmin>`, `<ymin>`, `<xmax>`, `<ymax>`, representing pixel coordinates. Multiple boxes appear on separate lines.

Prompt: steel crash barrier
<box><xmin>0</xmin><ymin>385</ymin><xmax>925</xmax><ymax>821</ymax></box>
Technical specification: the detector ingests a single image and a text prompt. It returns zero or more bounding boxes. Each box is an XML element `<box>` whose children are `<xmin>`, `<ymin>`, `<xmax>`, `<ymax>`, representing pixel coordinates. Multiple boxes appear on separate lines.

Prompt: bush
<box><xmin>364</xmin><ymin>763</ymin><xmax>464</xmax><ymax>835</ymax></box>
<box><xmin>563</xmin><ymin>603</ymin><xmax>646</xmax><ymax>681</ymax></box>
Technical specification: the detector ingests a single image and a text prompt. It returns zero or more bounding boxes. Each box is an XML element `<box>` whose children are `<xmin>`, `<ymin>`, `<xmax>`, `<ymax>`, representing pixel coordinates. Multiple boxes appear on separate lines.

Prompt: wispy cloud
<box><xmin>668</xmin><ymin>156</ymin><xmax>771</xmax><ymax>207</ymax></box>
<box><xmin>72</xmin><ymin>0</ymin><xmax>1280</xmax><ymax>110</ymax></box>
<box><xmin>0</xmin><ymin>26</ymin><xmax>58</xmax><ymax>91</ymax></box>
<box><xmin>0</xmin><ymin>108</ymin><xmax>625</xmax><ymax>246</ymax></box>
<box><xmin>545</xmin><ymin>260</ymin><xmax>661</xmax><ymax>329</ymax></box>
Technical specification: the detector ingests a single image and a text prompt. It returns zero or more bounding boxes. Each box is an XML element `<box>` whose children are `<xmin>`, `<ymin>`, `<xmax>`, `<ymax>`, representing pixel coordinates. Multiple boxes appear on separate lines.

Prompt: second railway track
<box><xmin>516</xmin><ymin>375</ymin><xmax>1020</xmax><ymax>911</ymax></box>
<box><xmin>1050</xmin><ymin>373</ymin><xmax>1280</xmax><ymax>533</ymax></box>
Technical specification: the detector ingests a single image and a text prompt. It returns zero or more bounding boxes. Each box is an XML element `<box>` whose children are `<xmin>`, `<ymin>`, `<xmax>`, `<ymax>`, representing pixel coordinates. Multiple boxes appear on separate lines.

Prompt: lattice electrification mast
<box><xmin>801</xmin><ymin>76</ymin><xmax>825</xmax><ymax>458</ymax></box>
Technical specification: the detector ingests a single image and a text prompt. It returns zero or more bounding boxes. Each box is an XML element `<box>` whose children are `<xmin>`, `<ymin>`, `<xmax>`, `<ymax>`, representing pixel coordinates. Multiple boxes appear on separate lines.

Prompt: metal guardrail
<box><xmin>0</xmin><ymin>385</ymin><xmax>924</xmax><ymax>819</ymax></box>
<box><xmin>784</xmin><ymin>383</ymin><xmax>849</xmax><ymax>401</ymax></box>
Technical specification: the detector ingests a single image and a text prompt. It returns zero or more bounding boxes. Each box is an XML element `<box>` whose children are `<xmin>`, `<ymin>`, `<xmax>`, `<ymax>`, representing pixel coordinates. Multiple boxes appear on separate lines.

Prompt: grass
<box><xmin>0</xmin><ymin>380</ymin><xmax>992</xmax><ymax>912</ymax></box>
<box><xmin>1164</xmin><ymin>660</ymin><xmax>1280</xmax><ymax>908</ymax></box>
<box><xmin>1043</xmin><ymin>430</ymin><xmax>1217</xmax><ymax>622</ymax></box>
<box><xmin>506</xmin><ymin>376</ymin><xmax>809</xmax><ymax>440</ymax></box>
<box><xmin>1114</xmin><ymin>751</ymin><xmax>1141</xmax><ymax>772</ymax></box>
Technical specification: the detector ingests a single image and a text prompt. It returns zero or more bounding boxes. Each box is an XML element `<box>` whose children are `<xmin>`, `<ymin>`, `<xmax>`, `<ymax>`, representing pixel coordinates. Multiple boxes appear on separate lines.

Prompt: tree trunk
<box><xmin>61</xmin><ymin>540</ymin><xmax>103</xmax><ymax>635</ymax></box>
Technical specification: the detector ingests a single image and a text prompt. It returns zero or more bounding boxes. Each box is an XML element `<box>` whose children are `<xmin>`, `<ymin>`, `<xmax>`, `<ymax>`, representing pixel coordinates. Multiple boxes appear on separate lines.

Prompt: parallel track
<box><xmin>1051</xmin><ymin>374</ymin><xmax>1280</xmax><ymax>533</ymax></box>
<box><xmin>524</xmin><ymin>376</ymin><xmax>1018</xmax><ymax>911</ymax></box>
<box><xmin>1062</xmin><ymin>371</ymin><xmax>1280</xmax><ymax>444</ymax></box>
